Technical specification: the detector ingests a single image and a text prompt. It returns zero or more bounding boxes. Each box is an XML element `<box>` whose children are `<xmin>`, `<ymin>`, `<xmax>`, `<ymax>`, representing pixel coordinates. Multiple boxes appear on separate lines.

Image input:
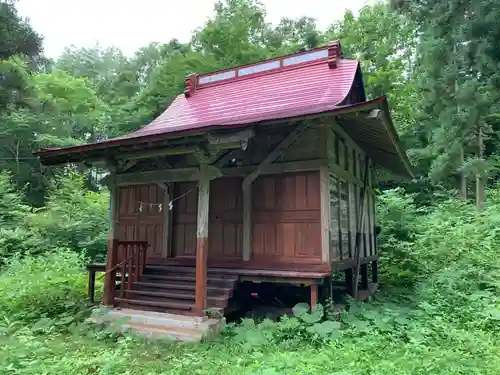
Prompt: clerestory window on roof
<box><xmin>282</xmin><ymin>49</ymin><xmax>329</xmax><ymax>67</ymax></box>
<box><xmin>199</xmin><ymin>70</ymin><xmax>236</xmax><ymax>85</ymax></box>
<box><xmin>238</xmin><ymin>60</ymin><xmax>281</xmax><ymax>76</ymax></box>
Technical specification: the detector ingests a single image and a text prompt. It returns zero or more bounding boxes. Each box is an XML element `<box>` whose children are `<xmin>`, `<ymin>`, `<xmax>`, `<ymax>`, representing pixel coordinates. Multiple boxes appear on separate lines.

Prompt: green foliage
<box><xmin>0</xmin><ymin>171</ymin><xmax>109</xmax><ymax>263</ymax></box>
<box><xmin>28</xmin><ymin>172</ymin><xmax>109</xmax><ymax>261</ymax></box>
<box><xmin>376</xmin><ymin>188</ymin><xmax>423</xmax><ymax>286</ymax></box>
<box><xmin>0</xmin><ymin>248</ymin><xmax>90</xmax><ymax>330</ymax></box>
<box><xmin>0</xmin><ymin>2</ymin><xmax>42</xmax><ymax>61</ymax></box>
<box><xmin>2</xmin><ymin>189</ymin><xmax>500</xmax><ymax>373</ymax></box>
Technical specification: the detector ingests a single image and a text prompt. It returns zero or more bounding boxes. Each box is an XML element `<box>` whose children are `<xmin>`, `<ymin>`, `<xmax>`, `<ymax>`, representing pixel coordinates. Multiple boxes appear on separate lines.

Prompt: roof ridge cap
<box><xmin>183</xmin><ymin>40</ymin><xmax>344</xmax><ymax>94</ymax></box>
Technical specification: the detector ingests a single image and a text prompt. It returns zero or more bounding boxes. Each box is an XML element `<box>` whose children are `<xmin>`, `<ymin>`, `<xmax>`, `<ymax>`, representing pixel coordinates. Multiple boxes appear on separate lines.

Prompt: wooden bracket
<box><xmin>207</xmin><ymin>128</ymin><xmax>254</xmax><ymax>150</ymax></box>
<box><xmin>242</xmin><ymin>121</ymin><xmax>309</xmax><ymax>189</ymax></box>
<box><xmin>122</xmin><ymin>160</ymin><xmax>138</xmax><ymax>172</ymax></box>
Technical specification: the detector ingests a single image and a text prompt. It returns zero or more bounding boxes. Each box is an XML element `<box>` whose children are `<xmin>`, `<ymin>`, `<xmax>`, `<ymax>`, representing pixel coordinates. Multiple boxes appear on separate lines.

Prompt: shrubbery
<box><xmin>0</xmin><ymin>248</ymin><xmax>90</xmax><ymax>332</ymax></box>
<box><xmin>0</xmin><ymin>171</ymin><xmax>108</xmax><ymax>265</ymax></box>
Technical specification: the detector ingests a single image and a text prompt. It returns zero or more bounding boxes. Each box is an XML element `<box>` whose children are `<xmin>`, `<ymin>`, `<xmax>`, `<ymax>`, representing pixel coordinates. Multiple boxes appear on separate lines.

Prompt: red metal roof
<box><xmin>34</xmin><ymin>42</ymin><xmax>413</xmax><ymax>177</ymax></box>
<box><xmin>122</xmin><ymin>54</ymin><xmax>358</xmax><ymax>140</ymax></box>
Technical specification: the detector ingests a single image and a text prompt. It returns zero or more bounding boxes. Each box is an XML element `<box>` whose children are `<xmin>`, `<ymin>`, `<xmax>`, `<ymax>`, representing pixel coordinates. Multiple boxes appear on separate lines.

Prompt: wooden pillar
<box><xmin>371</xmin><ymin>260</ymin><xmax>379</xmax><ymax>284</ymax></box>
<box><xmin>88</xmin><ymin>269</ymin><xmax>96</xmax><ymax>303</ymax></box>
<box><xmin>310</xmin><ymin>284</ymin><xmax>318</xmax><ymax>312</ymax></box>
<box><xmin>195</xmin><ymin>163</ymin><xmax>210</xmax><ymax>316</ymax></box>
<box><xmin>103</xmin><ymin>176</ymin><xmax>119</xmax><ymax>306</ymax></box>
<box><xmin>360</xmin><ymin>263</ymin><xmax>369</xmax><ymax>290</ymax></box>
<box><xmin>345</xmin><ymin>268</ymin><xmax>355</xmax><ymax>297</ymax></box>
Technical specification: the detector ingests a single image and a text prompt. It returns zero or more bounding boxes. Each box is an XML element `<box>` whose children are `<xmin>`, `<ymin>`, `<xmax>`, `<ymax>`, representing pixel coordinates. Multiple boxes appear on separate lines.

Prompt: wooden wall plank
<box><xmin>348</xmin><ymin>148</ymin><xmax>357</xmax><ymax>262</ymax></box>
<box><xmin>319</xmin><ymin>166</ymin><xmax>330</xmax><ymax>263</ymax></box>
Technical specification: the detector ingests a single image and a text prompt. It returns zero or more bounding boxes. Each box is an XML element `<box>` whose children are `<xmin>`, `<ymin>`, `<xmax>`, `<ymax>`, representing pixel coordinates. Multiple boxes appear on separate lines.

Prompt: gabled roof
<box><xmin>34</xmin><ymin>41</ymin><xmax>413</xmax><ymax>178</ymax></box>
<box><xmin>124</xmin><ymin>45</ymin><xmax>358</xmax><ymax>139</ymax></box>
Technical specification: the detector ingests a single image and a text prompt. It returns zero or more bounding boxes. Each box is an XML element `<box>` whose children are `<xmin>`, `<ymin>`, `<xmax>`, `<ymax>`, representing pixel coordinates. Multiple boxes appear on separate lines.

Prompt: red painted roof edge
<box><xmin>34</xmin><ymin>97</ymin><xmax>384</xmax><ymax>158</ymax></box>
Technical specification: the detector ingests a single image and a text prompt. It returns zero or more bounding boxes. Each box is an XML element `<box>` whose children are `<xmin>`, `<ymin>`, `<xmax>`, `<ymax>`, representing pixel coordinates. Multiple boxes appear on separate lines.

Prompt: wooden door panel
<box><xmin>117</xmin><ymin>183</ymin><xmax>166</xmax><ymax>263</ymax></box>
<box><xmin>252</xmin><ymin>171</ymin><xmax>322</xmax><ymax>263</ymax></box>
<box><xmin>172</xmin><ymin>182</ymin><xmax>198</xmax><ymax>258</ymax></box>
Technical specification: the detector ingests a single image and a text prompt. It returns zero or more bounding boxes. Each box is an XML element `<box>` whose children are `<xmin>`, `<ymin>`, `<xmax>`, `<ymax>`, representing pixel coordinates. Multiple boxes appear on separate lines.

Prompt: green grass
<box><xmin>2</xmin><ymin>188</ymin><xmax>500</xmax><ymax>374</ymax></box>
<box><xmin>1</xmin><ymin>302</ymin><xmax>500</xmax><ymax>375</ymax></box>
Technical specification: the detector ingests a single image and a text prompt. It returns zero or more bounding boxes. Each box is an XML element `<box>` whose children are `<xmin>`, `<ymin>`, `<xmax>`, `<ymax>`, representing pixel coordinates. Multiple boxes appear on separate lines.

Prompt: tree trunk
<box><xmin>459</xmin><ymin>145</ymin><xmax>467</xmax><ymax>200</ymax></box>
<box><xmin>476</xmin><ymin>125</ymin><xmax>485</xmax><ymax>210</ymax></box>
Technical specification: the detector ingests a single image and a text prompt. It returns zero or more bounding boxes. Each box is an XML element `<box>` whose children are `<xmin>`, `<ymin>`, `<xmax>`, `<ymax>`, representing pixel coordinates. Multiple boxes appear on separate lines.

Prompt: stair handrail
<box><xmin>98</xmin><ymin>254</ymin><xmax>134</xmax><ymax>280</ymax></box>
<box><xmin>101</xmin><ymin>240</ymin><xmax>149</xmax><ymax>305</ymax></box>
<box><xmin>99</xmin><ymin>241</ymin><xmax>150</xmax><ymax>279</ymax></box>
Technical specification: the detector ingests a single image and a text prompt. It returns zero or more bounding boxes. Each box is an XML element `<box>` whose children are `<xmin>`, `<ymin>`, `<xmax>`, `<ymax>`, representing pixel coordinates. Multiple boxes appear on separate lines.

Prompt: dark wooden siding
<box><xmin>117</xmin><ymin>183</ymin><xmax>165</xmax><ymax>263</ymax></box>
<box><xmin>171</xmin><ymin>182</ymin><xmax>198</xmax><ymax>258</ymax></box>
<box><xmin>252</xmin><ymin>171</ymin><xmax>322</xmax><ymax>263</ymax></box>
<box><xmin>209</xmin><ymin>177</ymin><xmax>243</xmax><ymax>260</ymax></box>
<box><xmin>327</xmin><ymin>126</ymin><xmax>377</xmax><ymax>264</ymax></box>
<box><xmin>171</xmin><ymin>177</ymin><xmax>243</xmax><ymax>260</ymax></box>
<box><xmin>170</xmin><ymin>173</ymin><xmax>322</xmax><ymax>265</ymax></box>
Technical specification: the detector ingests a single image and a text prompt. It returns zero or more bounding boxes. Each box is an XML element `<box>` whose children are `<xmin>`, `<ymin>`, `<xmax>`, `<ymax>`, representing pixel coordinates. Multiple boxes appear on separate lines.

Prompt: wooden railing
<box><xmin>102</xmin><ymin>240</ymin><xmax>149</xmax><ymax>306</ymax></box>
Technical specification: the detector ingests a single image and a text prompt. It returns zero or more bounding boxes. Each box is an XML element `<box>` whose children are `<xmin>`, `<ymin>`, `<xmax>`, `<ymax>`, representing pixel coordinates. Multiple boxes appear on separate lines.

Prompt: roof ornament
<box><xmin>327</xmin><ymin>40</ymin><xmax>343</xmax><ymax>69</ymax></box>
<box><xmin>184</xmin><ymin>73</ymin><xmax>198</xmax><ymax>97</ymax></box>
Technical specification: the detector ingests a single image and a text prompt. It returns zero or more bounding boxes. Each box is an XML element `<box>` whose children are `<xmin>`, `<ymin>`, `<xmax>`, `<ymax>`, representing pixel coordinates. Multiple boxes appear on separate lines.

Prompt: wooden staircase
<box><xmin>115</xmin><ymin>265</ymin><xmax>239</xmax><ymax>315</ymax></box>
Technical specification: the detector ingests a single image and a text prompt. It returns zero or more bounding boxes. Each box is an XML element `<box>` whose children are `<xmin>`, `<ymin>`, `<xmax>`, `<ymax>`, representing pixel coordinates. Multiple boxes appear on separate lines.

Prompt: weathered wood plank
<box><xmin>242</xmin><ymin>185</ymin><xmax>252</xmax><ymax>262</ymax></box>
<box><xmin>347</xmin><ymin>148</ymin><xmax>357</xmax><ymax>261</ymax></box>
<box><xmin>319</xmin><ymin>166</ymin><xmax>330</xmax><ymax>263</ymax></box>
<box><xmin>353</xmin><ymin>157</ymin><xmax>370</xmax><ymax>299</ymax></box>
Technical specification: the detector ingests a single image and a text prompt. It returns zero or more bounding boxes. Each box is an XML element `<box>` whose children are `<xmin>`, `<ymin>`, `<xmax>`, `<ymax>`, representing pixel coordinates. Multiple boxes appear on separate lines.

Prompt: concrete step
<box><xmin>88</xmin><ymin>308</ymin><xmax>224</xmax><ymax>342</ymax></box>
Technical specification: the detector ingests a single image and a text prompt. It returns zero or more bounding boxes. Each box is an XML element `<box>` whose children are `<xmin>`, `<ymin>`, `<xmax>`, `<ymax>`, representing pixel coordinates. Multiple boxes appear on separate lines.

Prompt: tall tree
<box><xmin>391</xmin><ymin>0</ymin><xmax>500</xmax><ymax>207</ymax></box>
<box><xmin>0</xmin><ymin>1</ymin><xmax>42</xmax><ymax>62</ymax></box>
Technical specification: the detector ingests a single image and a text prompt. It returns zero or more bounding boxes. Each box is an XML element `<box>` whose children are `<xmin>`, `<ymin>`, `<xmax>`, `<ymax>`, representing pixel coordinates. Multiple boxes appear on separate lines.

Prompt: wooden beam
<box><xmin>103</xmin><ymin>170</ymin><xmax>119</xmax><ymax>306</ymax></box>
<box><xmin>117</xmin><ymin>141</ymin><xmax>246</xmax><ymax>163</ymax></box>
<box><xmin>347</xmin><ymin>147</ymin><xmax>357</xmax><ymax>262</ymax></box>
<box><xmin>122</xmin><ymin>146</ymin><xmax>199</xmax><ymax>160</ymax></box>
<box><xmin>353</xmin><ymin>156</ymin><xmax>370</xmax><ymax>299</ymax></box>
<box><xmin>122</xmin><ymin>160</ymin><xmax>138</xmax><ymax>172</ymax></box>
<box><xmin>225</xmin><ymin>159</ymin><xmax>325</xmax><ymax>177</ymax></box>
<box><xmin>330</xmin><ymin>120</ymin><xmax>365</xmax><ymax>158</ymax></box>
<box><xmin>207</xmin><ymin>128</ymin><xmax>255</xmax><ymax>146</ymax></box>
<box><xmin>243</xmin><ymin>122</ymin><xmax>309</xmax><ymax>189</ymax></box>
<box><xmin>107</xmin><ymin>160</ymin><xmax>324</xmax><ymax>187</ymax></box>
<box><xmin>104</xmin><ymin>166</ymin><xmax>220</xmax><ymax>186</ymax></box>
<box><xmin>195</xmin><ymin>163</ymin><xmax>210</xmax><ymax>316</ymax></box>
